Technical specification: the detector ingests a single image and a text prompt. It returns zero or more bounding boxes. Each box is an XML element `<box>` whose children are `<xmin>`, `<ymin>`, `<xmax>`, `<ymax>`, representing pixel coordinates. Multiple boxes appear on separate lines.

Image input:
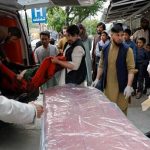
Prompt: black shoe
<box><xmin>131</xmin><ymin>91</ymin><xmax>136</xmax><ymax>96</ymax></box>
<box><xmin>143</xmin><ymin>88</ymin><xmax>147</xmax><ymax>94</ymax></box>
<box><xmin>136</xmin><ymin>92</ymin><xmax>142</xmax><ymax>99</ymax></box>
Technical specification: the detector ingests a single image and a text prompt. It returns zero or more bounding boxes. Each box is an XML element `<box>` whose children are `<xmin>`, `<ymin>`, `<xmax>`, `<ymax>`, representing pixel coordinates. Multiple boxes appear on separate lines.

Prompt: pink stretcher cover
<box><xmin>43</xmin><ymin>85</ymin><xmax>150</xmax><ymax>150</ymax></box>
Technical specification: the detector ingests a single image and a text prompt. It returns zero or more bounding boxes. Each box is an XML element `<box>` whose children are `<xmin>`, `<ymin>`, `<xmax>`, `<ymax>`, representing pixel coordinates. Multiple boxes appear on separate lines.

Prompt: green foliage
<box><xmin>47</xmin><ymin>0</ymin><xmax>104</xmax><ymax>30</ymax></box>
<box><xmin>47</xmin><ymin>7</ymin><xmax>66</xmax><ymax>32</ymax></box>
<box><xmin>82</xmin><ymin>19</ymin><xmax>99</xmax><ymax>35</ymax></box>
<box><xmin>65</xmin><ymin>0</ymin><xmax>104</xmax><ymax>25</ymax></box>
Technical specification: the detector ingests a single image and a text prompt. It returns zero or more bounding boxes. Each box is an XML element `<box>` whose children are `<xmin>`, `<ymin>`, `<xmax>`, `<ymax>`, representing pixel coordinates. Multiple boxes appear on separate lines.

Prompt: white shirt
<box><xmin>59</xmin><ymin>45</ymin><xmax>85</xmax><ymax>86</ymax></box>
<box><xmin>95</xmin><ymin>39</ymin><xmax>110</xmax><ymax>57</ymax></box>
<box><xmin>0</xmin><ymin>96</ymin><xmax>36</xmax><ymax>124</ymax></box>
<box><xmin>133</xmin><ymin>29</ymin><xmax>149</xmax><ymax>44</ymax></box>
<box><xmin>34</xmin><ymin>44</ymin><xmax>58</xmax><ymax>64</ymax></box>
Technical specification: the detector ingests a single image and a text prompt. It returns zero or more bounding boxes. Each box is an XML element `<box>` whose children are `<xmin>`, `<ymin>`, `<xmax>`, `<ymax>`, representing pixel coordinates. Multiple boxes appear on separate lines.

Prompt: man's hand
<box><xmin>51</xmin><ymin>57</ymin><xmax>59</xmax><ymax>64</ymax></box>
<box><xmin>91</xmin><ymin>79</ymin><xmax>99</xmax><ymax>87</ymax></box>
<box><xmin>124</xmin><ymin>86</ymin><xmax>134</xmax><ymax>99</ymax></box>
<box><xmin>34</xmin><ymin>103</ymin><xmax>44</xmax><ymax>118</ymax></box>
<box><xmin>29</xmin><ymin>102</ymin><xmax>44</xmax><ymax>118</ymax></box>
<box><xmin>17</xmin><ymin>70</ymin><xmax>27</xmax><ymax>80</ymax></box>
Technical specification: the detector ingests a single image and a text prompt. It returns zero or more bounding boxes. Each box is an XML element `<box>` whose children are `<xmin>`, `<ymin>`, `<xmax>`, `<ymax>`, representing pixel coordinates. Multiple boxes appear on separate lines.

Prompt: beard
<box><xmin>97</xmin><ymin>31</ymin><xmax>101</xmax><ymax>35</ymax></box>
<box><xmin>113</xmin><ymin>40</ymin><xmax>122</xmax><ymax>46</ymax></box>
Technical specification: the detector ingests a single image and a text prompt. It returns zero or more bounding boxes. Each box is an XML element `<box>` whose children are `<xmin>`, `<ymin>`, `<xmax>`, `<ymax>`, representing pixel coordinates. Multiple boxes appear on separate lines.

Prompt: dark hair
<box><xmin>77</xmin><ymin>23</ymin><xmax>84</xmax><ymax>29</ymax></box>
<box><xmin>140</xmin><ymin>17</ymin><xmax>149</xmax><ymax>23</ymax></box>
<box><xmin>8</xmin><ymin>27</ymin><xmax>21</xmax><ymax>38</ymax></box>
<box><xmin>40</xmin><ymin>31</ymin><xmax>50</xmax><ymax>38</ymax></box>
<box><xmin>138</xmin><ymin>37</ymin><xmax>146</xmax><ymax>44</ymax></box>
<box><xmin>50</xmin><ymin>38</ymin><xmax>55</xmax><ymax>45</ymax></box>
<box><xmin>124</xmin><ymin>28</ymin><xmax>132</xmax><ymax>36</ymax></box>
<box><xmin>101</xmin><ymin>31</ymin><xmax>108</xmax><ymax>37</ymax></box>
<box><xmin>147</xmin><ymin>43</ymin><xmax>150</xmax><ymax>46</ymax></box>
<box><xmin>97</xmin><ymin>22</ymin><xmax>106</xmax><ymax>30</ymax></box>
<box><xmin>111</xmin><ymin>23</ymin><xmax>123</xmax><ymax>33</ymax></box>
<box><xmin>63</xmin><ymin>26</ymin><xmax>68</xmax><ymax>30</ymax></box>
<box><xmin>67</xmin><ymin>25</ymin><xmax>80</xmax><ymax>36</ymax></box>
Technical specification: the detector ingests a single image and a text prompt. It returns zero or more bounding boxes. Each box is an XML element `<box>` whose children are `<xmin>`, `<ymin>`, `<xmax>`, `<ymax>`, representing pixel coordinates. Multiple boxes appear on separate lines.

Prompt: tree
<box><xmin>82</xmin><ymin>19</ymin><xmax>99</xmax><ymax>35</ymax></box>
<box><xmin>65</xmin><ymin>0</ymin><xmax>104</xmax><ymax>25</ymax></box>
<box><xmin>47</xmin><ymin>0</ymin><xmax>104</xmax><ymax>29</ymax></box>
<box><xmin>47</xmin><ymin>7</ymin><xmax>66</xmax><ymax>32</ymax></box>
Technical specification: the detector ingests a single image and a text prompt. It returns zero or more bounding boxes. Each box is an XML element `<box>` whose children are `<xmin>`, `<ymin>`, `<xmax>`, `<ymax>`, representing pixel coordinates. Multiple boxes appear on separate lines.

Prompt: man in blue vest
<box><xmin>92</xmin><ymin>23</ymin><xmax>136</xmax><ymax>115</ymax></box>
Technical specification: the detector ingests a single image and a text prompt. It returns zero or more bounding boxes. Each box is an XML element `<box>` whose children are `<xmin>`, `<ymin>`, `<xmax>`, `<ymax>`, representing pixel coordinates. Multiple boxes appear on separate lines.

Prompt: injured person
<box><xmin>0</xmin><ymin>56</ymin><xmax>65</xmax><ymax>98</ymax></box>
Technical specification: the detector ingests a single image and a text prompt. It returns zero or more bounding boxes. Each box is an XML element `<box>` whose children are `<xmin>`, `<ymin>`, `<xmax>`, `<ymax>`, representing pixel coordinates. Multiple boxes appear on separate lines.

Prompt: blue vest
<box><xmin>102</xmin><ymin>42</ymin><xmax>129</xmax><ymax>92</ymax></box>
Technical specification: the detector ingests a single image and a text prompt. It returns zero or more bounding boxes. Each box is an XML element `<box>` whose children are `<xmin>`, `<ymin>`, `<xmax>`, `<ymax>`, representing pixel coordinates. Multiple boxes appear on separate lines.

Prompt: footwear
<box><xmin>131</xmin><ymin>91</ymin><xmax>136</xmax><ymax>96</ymax></box>
<box><xmin>143</xmin><ymin>88</ymin><xmax>147</xmax><ymax>94</ymax></box>
<box><xmin>136</xmin><ymin>92</ymin><xmax>142</xmax><ymax>99</ymax></box>
<box><xmin>131</xmin><ymin>89</ymin><xmax>136</xmax><ymax>96</ymax></box>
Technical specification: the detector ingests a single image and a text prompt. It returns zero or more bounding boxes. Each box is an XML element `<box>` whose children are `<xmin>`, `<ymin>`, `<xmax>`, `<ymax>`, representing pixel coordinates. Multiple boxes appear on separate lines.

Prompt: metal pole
<box><xmin>130</xmin><ymin>17</ymin><xmax>132</xmax><ymax>31</ymax></box>
<box><xmin>39</xmin><ymin>23</ymin><xmax>41</xmax><ymax>32</ymax></box>
<box><xmin>25</xmin><ymin>9</ymin><xmax>30</xmax><ymax>36</ymax></box>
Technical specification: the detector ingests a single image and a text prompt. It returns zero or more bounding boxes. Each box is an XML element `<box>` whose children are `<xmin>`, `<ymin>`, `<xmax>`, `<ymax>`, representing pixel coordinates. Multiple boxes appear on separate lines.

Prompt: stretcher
<box><xmin>42</xmin><ymin>85</ymin><xmax>150</xmax><ymax>150</ymax></box>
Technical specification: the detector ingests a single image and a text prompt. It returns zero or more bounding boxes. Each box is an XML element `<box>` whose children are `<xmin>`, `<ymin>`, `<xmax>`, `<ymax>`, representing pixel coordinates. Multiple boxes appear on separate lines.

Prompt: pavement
<box><xmin>0</xmin><ymin>93</ymin><xmax>150</xmax><ymax>150</ymax></box>
<box><xmin>128</xmin><ymin>93</ymin><xmax>150</xmax><ymax>133</ymax></box>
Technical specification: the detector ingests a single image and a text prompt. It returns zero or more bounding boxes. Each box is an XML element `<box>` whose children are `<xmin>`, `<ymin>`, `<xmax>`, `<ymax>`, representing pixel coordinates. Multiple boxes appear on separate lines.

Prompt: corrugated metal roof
<box><xmin>105</xmin><ymin>0</ymin><xmax>150</xmax><ymax>22</ymax></box>
<box><xmin>18</xmin><ymin>0</ymin><xmax>96</xmax><ymax>9</ymax></box>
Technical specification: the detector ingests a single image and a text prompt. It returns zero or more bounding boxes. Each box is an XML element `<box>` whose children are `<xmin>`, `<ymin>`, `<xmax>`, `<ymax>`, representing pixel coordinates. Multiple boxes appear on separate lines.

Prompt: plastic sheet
<box><xmin>42</xmin><ymin>85</ymin><xmax>150</xmax><ymax>150</ymax></box>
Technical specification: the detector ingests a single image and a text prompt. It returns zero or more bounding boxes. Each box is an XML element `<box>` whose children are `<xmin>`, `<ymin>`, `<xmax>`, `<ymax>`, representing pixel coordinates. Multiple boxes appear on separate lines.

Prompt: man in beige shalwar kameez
<box><xmin>92</xmin><ymin>24</ymin><xmax>136</xmax><ymax>115</ymax></box>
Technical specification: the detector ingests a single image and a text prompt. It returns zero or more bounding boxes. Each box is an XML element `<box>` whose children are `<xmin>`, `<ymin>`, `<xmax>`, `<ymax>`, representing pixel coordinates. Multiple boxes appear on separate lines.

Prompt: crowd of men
<box><xmin>0</xmin><ymin>17</ymin><xmax>150</xmax><ymax>124</ymax></box>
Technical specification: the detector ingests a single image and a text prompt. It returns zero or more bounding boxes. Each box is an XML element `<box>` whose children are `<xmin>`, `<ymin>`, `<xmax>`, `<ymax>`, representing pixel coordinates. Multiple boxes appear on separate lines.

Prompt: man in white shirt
<box><xmin>51</xmin><ymin>25</ymin><xmax>87</xmax><ymax>85</ymax></box>
<box><xmin>132</xmin><ymin>17</ymin><xmax>150</xmax><ymax>44</ymax></box>
<box><xmin>34</xmin><ymin>31</ymin><xmax>58</xmax><ymax>89</ymax></box>
<box><xmin>0</xmin><ymin>96</ymin><xmax>43</xmax><ymax>124</ymax></box>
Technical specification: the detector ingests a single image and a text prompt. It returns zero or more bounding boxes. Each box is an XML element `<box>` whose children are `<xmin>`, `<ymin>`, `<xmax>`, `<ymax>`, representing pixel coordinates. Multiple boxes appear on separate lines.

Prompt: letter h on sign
<box><xmin>31</xmin><ymin>8</ymin><xmax>47</xmax><ymax>23</ymax></box>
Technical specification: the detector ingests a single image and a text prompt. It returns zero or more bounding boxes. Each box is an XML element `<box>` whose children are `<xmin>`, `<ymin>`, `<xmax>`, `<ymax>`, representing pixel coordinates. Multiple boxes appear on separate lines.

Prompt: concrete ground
<box><xmin>128</xmin><ymin>94</ymin><xmax>150</xmax><ymax>133</ymax></box>
<box><xmin>0</xmin><ymin>93</ymin><xmax>150</xmax><ymax>150</ymax></box>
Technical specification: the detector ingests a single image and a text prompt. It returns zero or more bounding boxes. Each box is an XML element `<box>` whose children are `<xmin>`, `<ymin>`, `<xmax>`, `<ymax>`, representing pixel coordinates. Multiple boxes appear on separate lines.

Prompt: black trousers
<box><xmin>133</xmin><ymin>63</ymin><xmax>147</xmax><ymax>92</ymax></box>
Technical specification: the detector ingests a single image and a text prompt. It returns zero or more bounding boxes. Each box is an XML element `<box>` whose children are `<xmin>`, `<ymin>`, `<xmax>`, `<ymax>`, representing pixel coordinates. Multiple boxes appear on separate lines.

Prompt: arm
<box><xmin>0</xmin><ymin>96</ymin><xmax>43</xmax><ymax>124</ymax></box>
<box><xmin>51</xmin><ymin>58</ymin><xmax>74</xmax><ymax>70</ymax></box>
<box><xmin>57</xmin><ymin>39</ymin><xmax>63</xmax><ymax>53</ymax></box>
<box><xmin>34</xmin><ymin>49</ymin><xmax>39</xmax><ymax>64</ymax></box>
<box><xmin>92</xmin><ymin>37</ymin><xmax>96</xmax><ymax>58</ymax></box>
<box><xmin>96</xmin><ymin>67</ymin><xmax>103</xmax><ymax>80</ymax></box>
<box><xmin>123</xmin><ymin>48</ymin><xmax>136</xmax><ymax>99</ymax></box>
<box><xmin>52</xmin><ymin>46</ymin><xmax>85</xmax><ymax>70</ymax></box>
<box><xmin>127</xmin><ymin>73</ymin><xmax>134</xmax><ymax>86</ymax></box>
<box><xmin>95</xmin><ymin>42</ymin><xmax>100</xmax><ymax>57</ymax></box>
<box><xmin>95</xmin><ymin>50</ymin><xmax>104</xmax><ymax>80</ymax></box>
<box><xmin>126</xmin><ymin>48</ymin><xmax>136</xmax><ymax>86</ymax></box>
